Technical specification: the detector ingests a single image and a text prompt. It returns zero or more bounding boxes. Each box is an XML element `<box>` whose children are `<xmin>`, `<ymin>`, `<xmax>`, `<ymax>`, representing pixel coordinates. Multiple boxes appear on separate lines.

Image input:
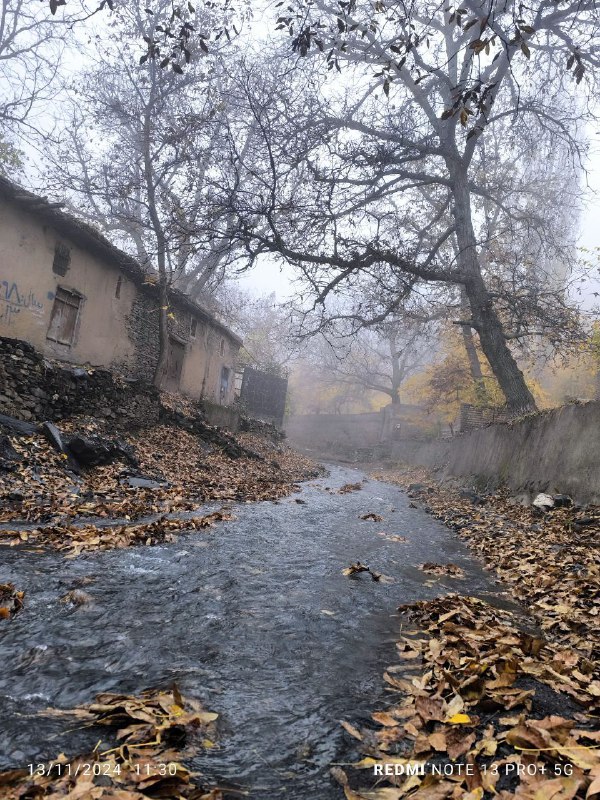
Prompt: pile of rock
<box><xmin>0</xmin><ymin>336</ymin><xmax>160</xmax><ymax>429</ymax></box>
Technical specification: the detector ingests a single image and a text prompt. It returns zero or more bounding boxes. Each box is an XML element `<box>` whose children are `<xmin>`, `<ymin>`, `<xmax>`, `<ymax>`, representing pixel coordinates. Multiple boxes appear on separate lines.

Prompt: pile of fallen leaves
<box><xmin>419</xmin><ymin>563</ymin><xmax>465</xmax><ymax>579</ymax></box>
<box><xmin>0</xmin><ymin>415</ymin><xmax>321</xmax><ymax>554</ymax></box>
<box><xmin>0</xmin><ymin>582</ymin><xmax>24</xmax><ymax>619</ymax></box>
<box><xmin>339</xmin><ymin>482</ymin><xmax>364</xmax><ymax>494</ymax></box>
<box><xmin>373</xmin><ymin>467</ymin><xmax>600</xmax><ymax>661</ymax></box>
<box><xmin>0</xmin><ymin>686</ymin><xmax>225</xmax><ymax>799</ymax></box>
<box><xmin>334</xmin><ymin>595</ymin><xmax>600</xmax><ymax>800</ymax></box>
<box><xmin>4</xmin><ymin>509</ymin><xmax>236</xmax><ymax>557</ymax></box>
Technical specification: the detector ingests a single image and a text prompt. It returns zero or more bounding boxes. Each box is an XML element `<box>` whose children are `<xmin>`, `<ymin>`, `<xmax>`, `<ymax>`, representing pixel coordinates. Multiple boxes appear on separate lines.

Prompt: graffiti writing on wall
<box><xmin>0</xmin><ymin>280</ymin><xmax>45</xmax><ymax>327</ymax></box>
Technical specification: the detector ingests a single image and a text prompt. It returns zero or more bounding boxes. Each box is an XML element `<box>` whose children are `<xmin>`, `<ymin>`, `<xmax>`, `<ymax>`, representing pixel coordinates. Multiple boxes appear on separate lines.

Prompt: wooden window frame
<box><xmin>46</xmin><ymin>287</ymin><xmax>82</xmax><ymax>347</ymax></box>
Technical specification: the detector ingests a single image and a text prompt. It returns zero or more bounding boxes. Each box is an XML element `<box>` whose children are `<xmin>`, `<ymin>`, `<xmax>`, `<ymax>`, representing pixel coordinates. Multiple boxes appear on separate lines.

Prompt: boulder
<box><xmin>532</xmin><ymin>493</ymin><xmax>555</xmax><ymax>511</ymax></box>
<box><xmin>66</xmin><ymin>434</ymin><xmax>138</xmax><ymax>468</ymax></box>
<box><xmin>459</xmin><ymin>487</ymin><xmax>485</xmax><ymax>505</ymax></box>
<box><xmin>122</xmin><ymin>475</ymin><xmax>169</xmax><ymax>489</ymax></box>
<box><xmin>552</xmin><ymin>494</ymin><xmax>573</xmax><ymax>508</ymax></box>
<box><xmin>39</xmin><ymin>421</ymin><xmax>66</xmax><ymax>453</ymax></box>
<box><xmin>0</xmin><ymin>413</ymin><xmax>37</xmax><ymax>436</ymax></box>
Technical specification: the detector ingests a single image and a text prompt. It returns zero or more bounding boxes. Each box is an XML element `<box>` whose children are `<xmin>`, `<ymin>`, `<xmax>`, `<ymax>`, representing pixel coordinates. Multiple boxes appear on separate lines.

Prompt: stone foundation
<box><xmin>0</xmin><ymin>335</ymin><xmax>160</xmax><ymax>428</ymax></box>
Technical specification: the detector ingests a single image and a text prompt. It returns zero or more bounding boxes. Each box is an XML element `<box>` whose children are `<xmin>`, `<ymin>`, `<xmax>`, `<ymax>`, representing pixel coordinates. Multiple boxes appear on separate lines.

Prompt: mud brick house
<box><xmin>0</xmin><ymin>176</ymin><xmax>242</xmax><ymax>405</ymax></box>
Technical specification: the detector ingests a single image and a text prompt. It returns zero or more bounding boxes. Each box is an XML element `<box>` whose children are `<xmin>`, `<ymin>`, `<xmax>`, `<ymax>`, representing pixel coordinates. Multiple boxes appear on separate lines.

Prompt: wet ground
<box><xmin>0</xmin><ymin>465</ymin><xmax>516</xmax><ymax>799</ymax></box>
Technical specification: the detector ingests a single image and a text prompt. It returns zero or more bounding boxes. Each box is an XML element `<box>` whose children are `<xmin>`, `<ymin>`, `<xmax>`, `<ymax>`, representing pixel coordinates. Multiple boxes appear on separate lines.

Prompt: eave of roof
<box><xmin>0</xmin><ymin>174</ymin><xmax>243</xmax><ymax>346</ymax></box>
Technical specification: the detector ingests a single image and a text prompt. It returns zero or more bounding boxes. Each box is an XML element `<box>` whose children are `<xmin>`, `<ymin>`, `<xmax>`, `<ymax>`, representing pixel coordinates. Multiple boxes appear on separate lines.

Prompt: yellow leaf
<box><xmin>448</xmin><ymin>713</ymin><xmax>472</xmax><ymax>724</ymax></box>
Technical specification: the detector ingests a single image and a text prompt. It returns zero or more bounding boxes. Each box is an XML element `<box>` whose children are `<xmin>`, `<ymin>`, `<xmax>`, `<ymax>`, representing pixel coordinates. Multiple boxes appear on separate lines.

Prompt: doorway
<box><xmin>163</xmin><ymin>337</ymin><xmax>185</xmax><ymax>392</ymax></box>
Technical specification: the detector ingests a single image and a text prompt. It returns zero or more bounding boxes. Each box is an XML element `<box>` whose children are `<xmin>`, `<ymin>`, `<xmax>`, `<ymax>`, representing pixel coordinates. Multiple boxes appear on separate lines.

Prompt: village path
<box><xmin>0</xmin><ymin>465</ymin><xmax>515</xmax><ymax>799</ymax></box>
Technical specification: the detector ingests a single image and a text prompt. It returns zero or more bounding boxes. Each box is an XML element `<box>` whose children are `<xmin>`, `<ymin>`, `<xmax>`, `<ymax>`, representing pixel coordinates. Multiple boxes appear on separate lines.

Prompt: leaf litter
<box><xmin>0</xmin><ymin>414</ymin><xmax>321</xmax><ymax>555</ymax></box>
<box><xmin>0</xmin><ymin>686</ymin><xmax>228</xmax><ymax>799</ymax></box>
<box><xmin>332</xmin><ymin>468</ymin><xmax>600</xmax><ymax>800</ymax></box>
<box><xmin>0</xmin><ymin>582</ymin><xmax>25</xmax><ymax>618</ymax></box>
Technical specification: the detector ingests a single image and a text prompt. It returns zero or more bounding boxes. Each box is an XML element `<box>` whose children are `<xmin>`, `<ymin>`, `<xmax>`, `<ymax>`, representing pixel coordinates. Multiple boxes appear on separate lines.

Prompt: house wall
<box><xmin>0</xmin><ymin>197</ymin><xmax>240</xmax><ymax>405</ymax></box>
<box><xmin>0</xmin><ymin>197</ymin><xmax>137</xmax><ymax>370</ymax></box>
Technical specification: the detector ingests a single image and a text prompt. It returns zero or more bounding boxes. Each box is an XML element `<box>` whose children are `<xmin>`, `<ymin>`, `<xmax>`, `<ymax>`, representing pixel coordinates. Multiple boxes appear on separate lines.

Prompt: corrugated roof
<box><xmin>0</xmin><ymin>174</ymin><xmax>243</xmax><ymax>346</ymax></box>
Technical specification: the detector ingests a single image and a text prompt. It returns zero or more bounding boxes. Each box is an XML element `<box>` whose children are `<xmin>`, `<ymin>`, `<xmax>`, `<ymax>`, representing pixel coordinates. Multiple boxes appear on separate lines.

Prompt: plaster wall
<box><xmin>0</xmin><ymin>198</ymin><xmax>137</xmax><ymax>369</ymax></box>
<box><xmin>0</xmin><ymin>198</ymin><xmax>239</xmax><ymax>405</ymax></box>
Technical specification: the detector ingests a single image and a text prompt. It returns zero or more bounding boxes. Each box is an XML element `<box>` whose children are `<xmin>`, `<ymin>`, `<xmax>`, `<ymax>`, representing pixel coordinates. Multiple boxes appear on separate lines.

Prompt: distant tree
<box><xmin>316</xmin><ymin>317</ymin><xmax>432</xmax><ymax>407</ymax></box>
<box><xmin>215</xmin><ymin>288</ymin><xmax>300</xmax><ymax>374</ymax></box>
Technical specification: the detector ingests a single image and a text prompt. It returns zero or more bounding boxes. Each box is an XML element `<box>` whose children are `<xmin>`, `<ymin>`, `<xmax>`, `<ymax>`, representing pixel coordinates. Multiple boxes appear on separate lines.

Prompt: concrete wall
<box><xmin>200</xmin><ymin>400</ymin><xmax>241</xmax><ymax>432</ymax></box>
<box><xmin>285</xmin><ymin>412</ymin><xmax>386</xmax><ymax>455</ymax></box>
<box><xmin>0</xmin><ymin>198</ymin><xmax>238</xmax><ymax>405</ymax></box>
<box><xmin>284</xmin><ymin>407</ymin><xmax>429</xmax><ymax>457</ymax></box>
<box><xmin>388</xmin><ymin>401</ymin><xmax>600</xmax><ymax>504</ymax></box>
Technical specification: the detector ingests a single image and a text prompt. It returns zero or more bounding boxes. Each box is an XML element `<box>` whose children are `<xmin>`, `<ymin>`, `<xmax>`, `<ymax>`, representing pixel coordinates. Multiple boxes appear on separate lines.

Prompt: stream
<box><xmin>0</xmin><ymin>465</ymin><xmax>516</xmax><ymax>799</ymax></box>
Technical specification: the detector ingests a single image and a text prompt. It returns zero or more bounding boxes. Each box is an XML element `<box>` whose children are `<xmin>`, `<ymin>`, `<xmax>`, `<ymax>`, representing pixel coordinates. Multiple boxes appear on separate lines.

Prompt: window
<box><xmin>190</xmin><ymin>317</ymin><xmax>198</xmax><ymax>338</ymax></box>
<box><xmin>219</xmin><ymin>337</ymin><xmax>225</xmax><ymax>357</ymax></box>
<box><xmin>115</xmin><ymin>275</ymin><xmax>123</xmax><ymax>298</ymax></box>
<box><xmin>52</xmin><ymin>242</ymin><xmax>71</xmax><ymax>276</ymax></box>
<box><xmin>47</xmin><ymin>288</ymin><xmax>82</xmax><ymax>346</ymax></box>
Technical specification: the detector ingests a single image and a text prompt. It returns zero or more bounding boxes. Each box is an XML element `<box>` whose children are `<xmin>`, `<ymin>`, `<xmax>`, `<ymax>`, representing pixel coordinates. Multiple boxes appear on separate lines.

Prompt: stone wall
<box><xmin>0</xmin><ymin>335</ymin><xmax>160</xmax><ymax>427</ymax></box>
<box><xmin>388</xmin><ymin>401</ymin><xmax>600</xmax><ymax>504</ymax></box>
<box><xmin>125</xmin><ymin>293</ymin><xmax>159</xmax><ymax>382</ymax></box>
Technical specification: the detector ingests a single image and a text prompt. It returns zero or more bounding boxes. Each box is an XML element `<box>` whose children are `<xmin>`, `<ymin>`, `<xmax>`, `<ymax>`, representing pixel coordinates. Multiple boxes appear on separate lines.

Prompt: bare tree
<box><xmin>0</xmin><ymin>0</ymin><xmax>74</xmax><ymax>149</ymax></box>
<box><xmin>47</xmin><ymin>0</ymin><xmax>246</xmax><ymax>384</ymax></box>
<box><xmin>225</xmin><ymin>0</ymin><xmax>600</xmax><ymax>412</ymax></box>
<box><xmin>320</xmin><ymin>318</ymin><xmax>432</xmax><ymax>407</ymax></box>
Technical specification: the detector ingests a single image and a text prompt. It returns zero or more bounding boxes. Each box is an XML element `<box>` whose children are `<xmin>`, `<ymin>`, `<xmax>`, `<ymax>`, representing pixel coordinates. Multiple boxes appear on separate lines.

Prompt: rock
<box><xmin>460</xmin><ymin>487</ymin><xmax>485</xmax><ymax>505</ymax></box>
<box><xmin>0</xmin><ymin>435</ymin><xmax>23</xmax><ymax>471</ymax></box>
<box><xmin>39</xmin><ymin>421</ymin><xmax>66</xmax><ymax>453</ymax></box>
<box><xmin>532</xmin><ymin>493</ymin><xmax>555</xmax><ymax>511</ymax></box>
<box><xmin>552</xmin><ymin>494</ymin><xmax>572</xmax><ymax>508</ymax></box>
<box><xmin>407</xmin><ymin>482</ymin><xmax>426</xmax><ymax>492</ymax></box>
<box><xmin>66</xmin><ymin>434</ymin><xmax>138</xmax><ymax>468</ymax></box>
<box><xmin>122</xmin><ymin>475</ymin><xmax>168</xmax><ymax>489</ymax></box>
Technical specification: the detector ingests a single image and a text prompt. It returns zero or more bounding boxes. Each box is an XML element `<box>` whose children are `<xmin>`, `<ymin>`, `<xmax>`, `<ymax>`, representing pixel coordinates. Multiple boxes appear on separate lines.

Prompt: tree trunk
<box><xmin>389</xmin><ymin>335</ymin><xmax>402</xmax><ymax>406</ymax></box>
<box><xmin>142</xmin><ymin>82</ymin><xmax>170</xmax><ymax>388</ymax></box>
<box><xmin>451</xmin><ymin>172</ymin><xmax>537</xmax><ymax>413</ymax></box>
<box><xmin>459</xmin><ymin>288</ymin><xmax>487</xmax><ymax>404</ymax></box>
<box><xmin>154</xmin><ymin>274</ymin><xmax>170</xmax><ymax>386</ymax></box>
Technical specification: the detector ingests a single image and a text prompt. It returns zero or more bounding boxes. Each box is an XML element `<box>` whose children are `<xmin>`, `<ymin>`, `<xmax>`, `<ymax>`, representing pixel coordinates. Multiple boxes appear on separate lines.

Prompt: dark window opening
<box><xmin>47</xmin><ymin>288</ymin><xmax>81</xmax><ymax>346</ymax></box>
<box><xmin>219</xmin><ymin>337</ymin><xmax>225</xmax><ymax>357</ymax></box>
<box><xmin>52</xmin><ymin>242</ymin><xmax>71</xmax><ymax>276</ymax></box>
<box><xmin>190</xmin><ymin>317</ymin><xmax>198</xmax><ymax>338</ymax></box>
<box><xmin>115</xmin><ymin>275</ymin><xmax>123</xmax><ymax>298</ymax></box>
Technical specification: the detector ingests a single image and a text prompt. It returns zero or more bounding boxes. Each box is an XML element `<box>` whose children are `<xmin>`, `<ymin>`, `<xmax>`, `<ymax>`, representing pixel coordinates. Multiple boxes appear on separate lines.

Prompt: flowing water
<box><xmin>0</xmin><ymin>466</ymin><xmax>517</xmax><ymax>798</ymax></box>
